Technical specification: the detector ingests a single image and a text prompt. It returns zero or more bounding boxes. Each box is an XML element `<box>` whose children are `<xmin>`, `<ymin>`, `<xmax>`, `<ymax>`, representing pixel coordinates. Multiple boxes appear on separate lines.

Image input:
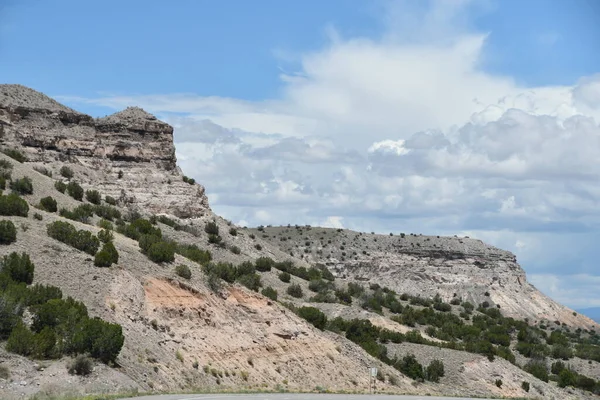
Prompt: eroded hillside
<box><xmin>0</xmin><ymin>85</ymin><xmax>599</xmax><ymax>400</ymax></box>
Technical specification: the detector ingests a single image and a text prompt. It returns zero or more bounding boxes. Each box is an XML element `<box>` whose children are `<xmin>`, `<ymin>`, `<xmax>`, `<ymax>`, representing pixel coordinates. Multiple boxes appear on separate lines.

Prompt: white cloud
<box><xmin>61</xmin><ymin>0</ymin><xmax>600</xmax><ymax>308</ymax></box>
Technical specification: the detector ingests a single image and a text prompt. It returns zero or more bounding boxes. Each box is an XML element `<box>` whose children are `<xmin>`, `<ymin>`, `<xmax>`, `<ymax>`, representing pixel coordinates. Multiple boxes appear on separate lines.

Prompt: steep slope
<box><xmin>250</xmin><ymin>226</ymin><xmax>598</xmax><ymax>330</ymax></box>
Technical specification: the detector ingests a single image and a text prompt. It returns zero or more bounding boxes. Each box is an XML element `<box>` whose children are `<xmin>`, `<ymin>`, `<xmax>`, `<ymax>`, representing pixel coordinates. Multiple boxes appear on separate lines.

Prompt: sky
<box><xmin>1</xmin><ymin>0</ymin><xmax>600</xmax><ymax>310</ymax></box>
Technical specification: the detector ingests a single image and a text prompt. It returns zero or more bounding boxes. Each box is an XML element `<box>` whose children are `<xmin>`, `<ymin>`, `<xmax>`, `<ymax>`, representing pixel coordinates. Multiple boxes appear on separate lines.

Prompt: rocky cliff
<box><xmin>0</xmin><ymin>84</ymin><xmax>209</xmax><ymax>218</ymax></box>
<box><xmin>250</xmin><ymin>226</ymin><xmax>599</xmax><ymax>330</ymax></box>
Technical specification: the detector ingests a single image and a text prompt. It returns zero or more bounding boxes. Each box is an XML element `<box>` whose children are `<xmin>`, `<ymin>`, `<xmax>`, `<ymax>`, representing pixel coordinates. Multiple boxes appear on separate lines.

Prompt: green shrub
<box><xmin>297</xmin><ymin>306</ymin><xmax>327</xmax><ymax>330</ymax></box>
<box><xmin>524</xmin><ymin>359</ymin><xmax>549</xmax><ymax>382</ymax></box>
<box><xmin>5</xmin><ymin>322</ymin><xmax>34</xmax><ymax>356</ymax></box>
<box><xmin>117</xmin><ymin>218</ymin><xmax>161</xmax><ymax>240</ymax></box>
<box><xmin>147</xmin><ymin>241</ymin><xmax>175</xmax><ymax>263</ymax></box>
<box><xmin>0</xmin><ymin>220</ymin><xmax>17</xmax><ymax>244</ymax></box>
<box><xmin>138</xmin><ymin>234</ymin><xmax>161</xmax><ymax>253</ymax></box>
<box><xmin>495</xmin><ymin>379</ymin><xmax>502</xmax><ymax>388</ymax></box>
<box><xmin>3</xmin><ymin>149</ymin><xmax>27</xmax><ymax>163</ymax></box>
<box><xmin>175</xmin><ymin>243</ymin><xmax>212</xmax><ymax>265</ymax></box>
<box><xmin>204</xmin><ymin>221</ymin><xmax>219</xmax><ymax>235</ymax></box>
<box><xmin>261</xmin><ymin>286</ymin><xmax>278</xmax><ymax>301</ymax></box>
<box><xmin>558</xmin><ymin>368</ymin><xmax>578</xmax><ymax>388</ymax></box>
<box><xmin>229</xmin><ymin>227</ymin><xmax>237</xmax><ymax>236</ymax></box>
<box><xmin>33</xmin><ymin>213</ymin><xmax>43</xmax><ymax>220</ymax></box>
<box><xmin>66</xmin><ymin>181</ymin><xmax>84</xmax><ymax>201</ymax></box>
<box><xmin>104</xmin><ymin>196</ymin><xmax>117</xmax><ymax>205</ymax></box>
<box><xmin>85</xmin><ymin>190</ymin><xmax>101</xmax><ymax>205</ymax></box>
<box><xmin>175</xmin><ymin>265</ymin><xmax>192</xmax><ymax>279</ymax></box>
<box><xmin>521</xmin><ymin>381</ymin><xmax>530</xmax><ymax>392</ymax></box>
<box><xmin>287</xmin><ymin>284</ymin><xmax>303</xmax><ymax>298</ymax></box>
<box><xmin>72</xmin><ymin>317</ymin><xmax>124</xmax><ymax>363</ymax></box>
<box><xmin>94</xmin><ymin>242</ymin><xmax>118</xmax><ymax>267</ymax></box>
<box><xmin>97</xmin><ymin>219</ymin><xmax>113</xmax><ymax>230</ymax></box>
<box><xmin>10</xmin><ymin>177</ymin><xmax>33</xmax><ymax>195</ymax></box>
<box><xmin>278</xmin><ymin>271</ymin><xmax>291</xmax><ymax>283</ymax></box>
<box><xmin>33</xmin><ymin>326</ymin><xmax>58</xmax><ymax>359</ymax></box>
<box><xmin>60</xmin><ymin>166</ymin><xmax>74</xmax><ymax>179</ymax></box>
<box><xmin>255</xmin><ymin>257</ymin><xmax>274</xmax><ymax>272</ymax></box>
<box><xmin>208</xmin><ymin>234</ymin><xmax>222</xmax><ymax>245</ymax></box>
<box><xmin>54</xmin><ymin>181</ymin><xmax>67</xmax><ymax>193</ymax></box>
<box><xmin>551</xmin><ymin>360</ymin><xmax>566</xmax><ymax>375</ymax></box>
<box><xmin>59</xmin><ymin>204</ymin><xmax>94</xmax><ymax>223</ymax></box>
<box><xmin>1</xmin><ymin>252</ymin><xmax>34</xmax><ymax>284</ymax></box>
<box><xmin>203</xmin><ymin>262</ymin><xmax>238</xmax><ymax>283</ymax></box>
<box><xmin>425</xmin><ymin>359</ymin><xmax>445</xmax><ymax>382</ymax></box>
<box><xmin>47</xmin><ymin>221</ymin><xmax>100</xmax><ymax>255</ymax></box>
<box><xmin>230</xmin><ymin>245</ymin><xmax>241</xmax><ymax>254</ymax></box>
<box><xmin>237</xmin><ymin>273</ymin><xmax>262</xmax><ymax>292</ymax></box>
<box><xmin>182</xmin><ymin>175</ymin><xmax>195</xmax><ymax>185</ymax></box>
<box><xmin>39</xmin><ymin>196</ymin><xmax>57</xmax><ymax>212</ymax></box>
<box><xmin>398</xmin><ymin>354</ymin><xmax>425</xmax><ymax>381</ymax></box>
<box><xmin>97</xmin><ymin>229</ymin><xmax>114</xmax><ymax>243</ymax></box>
<box><xmin>236</xmin><ymin>261</ymin><xmax>256</xmax><ymax>276</ymax></box>
<box><xmin>68</xmin><ymin>354</ymin><xmax>93</xmax><ymax>376</ymax></box>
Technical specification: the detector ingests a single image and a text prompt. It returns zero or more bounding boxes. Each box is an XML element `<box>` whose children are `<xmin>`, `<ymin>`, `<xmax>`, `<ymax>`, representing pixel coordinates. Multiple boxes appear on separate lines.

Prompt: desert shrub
<box><xmin>60</xmin><ymin>166</ymin><xmax>74</xmax><ymax>179</ymax></box>
<box><xmin>54</xmin><ymin>181</ymin><xmax>67</xmax><ymax>193</ymax></box>
<box><xmin>3</xmin><ymin>149</ymin><xmax>27</xmax><ymax>163</ymax></box>
<box><xmin>138</xmin><ymin>234</ymin><xmax>161</xmax><ymax>253</ymax></box>
<box><xmin>261</xmin><ymin>286</ymin><xmax>278</xmax><ymax>301</ymax></box>
<box><xmin>97</xmin><ymin>219</ymin><xmax>113</xmax><ymax>230</ymax></box>
<box><xmin>175</xmin><ymin>243</ymin><xmax>211</xmax><ymax>265</ymax></box>
<box><xmin>182</xmin><ymin>175</ymin><xmax>195</xmax><ymax>185</ymax></box>
<box><xmin>204</xmin><ymin>221</ymin><xmax>219</xmax><ymax>235</ymax></box>
<box><xmin>5</xmin><ymin>322</ymin><xmax>34</xmax><ymax>356</ymax></box>
<box><xmin>0</xmin><ymin>364</ymin><xmax>9</xmax><ymax>379</ymax></box>
<box><xmin>524</xmin><ymin>359</ymin><xmax>549</xmax><ymax>382</ymax></box>
<box><xmin>33</xmin><ymin>166</ymin><xmax>52</xmax><ymax>177</ymax></box>
<box><xmin>104</xmin><ymin>195</ymin><xmax>117</xmax><ymax>205</ymax></box>
<box><xmin>495</xmin><ymin>379</ymin><xmax>503</xmax><ymax>388</ymax></box>
<box><xmin>47</xmin><ymin>221</ymin><xmax>100</xmax><ymax>255</ymax></box>
<box><xmin>521</xmin><ymin>381</ymin><xmax>530</xmax><ymax>392</ymax></box>
<box><xmin>92</xmin><ymin>204</ymin><xmax>121</xmax><ymax>221</ymax></box>
<box><xmin>175</xmin><ymin>264</ymin><xmax>192</xmax><ymax>279</ymax></box>
<box><xmin>59</xmin><ymin>204</ymin><xmax>94</xmax><ymax>223</ymax></box>
<box><xmin>97</xmin><ymin>229</ymin><xmax>114</xmax><ymax>243</ymax></box>
<box><xmin>1</xmin><ymin>252</ymin><xmax>34</xmax><ymax>285</ymax></box>
<box><xmin>203</xmin><ymin>262</ymin><xmax>238</xmax><ymax>283</ymax></box>
<box><xmin>27</xmin><ymin>284</ymin><xmax>62</xmax><ymax>306</ymax></box>
<box><xmin>228</xmin><ymin>227</ymin><xmax>237</xmax><ymax>236</ymax></box>
<box><xmin>72</xmin><ymin>317</ymin><xmax>124</xmax><ymax>363</ymax></box>
<box><xmin>551</xmin><ymin>344</ymin><xmax>573</xmax><ymax>360</ymax></box>
<box><xmin>347</xmin><ymin>282</ymin><xmax>365</xmax><ymax>298</ymax></box>
<box><xmin>287</xmin><ymin>284</ymin><xmax>303</xmax><ymax>298</ymax></box>
<box><xmin>237</xmin><ymin>273</ymin><xmax>262</xmax><ymax>292</ymax></box>
<box><xmin>236</xmin><ymin>261</ymin><xmax>256</xmax><ymax>276</ymax></box>
<box><xmin>10</xmin><ymin>177</ymin><xmax>33</xmax><ymax>195</ymax></box>
<box><xmin>147</xmin><ymin>241</ymin><xmax>175</xmax><ymax>263</ymax></box>
<box><xmin>297</xmin><ymin>306</ymin><xmax>327</xmax><ymax>330</ymax></box>
<box><xmin>208</xmin><ymin>234</ymin><xmax>222</xmax><ymax>245</ymax></box>
<box><xmin>308</xmin><ymin>279</ymin><xmax>331</xmax><ymax>293</ymax></box>
<box><xmin>33</xmin><ymin>326</ymin><xmax>58</xmax><ymax>359</ymax></box>
<box><xmin>398</xmin><ymin>354</ymin><xmax>425</xmax><ymax>381</ymax></box>
<box><xmin>94</xmin><ymin>242</ymin><xmax>118</xmax><ymax>267</ymax></box>
<box><xmin>551</xmin><ymin>360</ymin><xmax>566</xmax><ymax>375</ymax></box>
<box><xmin>66</xmin><ymin>181</ymin><xmax>84</xmax><ymax>201</ymax></box>
<box><xmin>278</xmin><ymin>271</ymin><xmax>291</xmax><ymax>283</ymax></box>
<box><xmin>68</xmin><ymin>354</ymin><xmax>93</xmax><ymax>376</ymax></box>
<box><xmin>117</xmin><ymin>218</ymin><xmax>161</xmax><ymax>240</ymax></box>
<box><xmin>85</xmin><ymin>190</ymin><xmax>101</xmax><ymax>205</ymax></box>
<box><xmin>425</xmin><ymin>359</ymin><xmax>445</xmax><ymax>382</ymax></box>
<box><xmin>230</xmin><ymin>245</ymin><xmax>241</xmax><ymax>254</ymax></box>
<box><xmin>0</xmin><ymin>220</ymin><xmax>17</xmax><ymax>244</ymax></box>
<box><xmin>335</xmin><ymin>288</ymin><xmax>352</xmax><ymax>304</ymax></box>
<box><xmin>255</xmin><ymin>256</ymin><xmax>274</xmax><ymax>272</ymax></box>
<box><xmin>450</xmin><ymin>297</ymin><xmax>461</xmax><ymax>305</ymax></box>
<box><xmin>39</xmin><ymin>196</ymin><xmax>57</xmax><ymax>212</ymax></box>
<box><xmin>558</xmin><ymin>368</ymin><xmax>578</xmax><ymax>388</ymax></box>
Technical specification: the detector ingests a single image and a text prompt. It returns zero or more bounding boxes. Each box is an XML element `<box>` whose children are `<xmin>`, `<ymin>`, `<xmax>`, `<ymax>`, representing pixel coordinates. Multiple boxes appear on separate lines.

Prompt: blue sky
<box><xmin>2</xmin><ymin>0</ymin><xmax>600</xmax><ymax>311</ymax></box>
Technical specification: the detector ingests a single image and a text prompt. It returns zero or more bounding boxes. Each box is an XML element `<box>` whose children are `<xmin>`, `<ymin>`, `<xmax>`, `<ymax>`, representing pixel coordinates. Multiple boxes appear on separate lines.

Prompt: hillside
<box><xmin>0</xmin><ymin>84</ymin><xmax>598</xmax><ymax>399</ymax></box>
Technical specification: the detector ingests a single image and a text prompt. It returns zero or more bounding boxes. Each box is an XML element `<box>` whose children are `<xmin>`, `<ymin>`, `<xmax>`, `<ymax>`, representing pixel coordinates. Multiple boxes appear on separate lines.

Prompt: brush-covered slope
<box><xmin>250</xmin><ymin>225</ymin><xmax>598</xmax><ymax>330</ymax></box>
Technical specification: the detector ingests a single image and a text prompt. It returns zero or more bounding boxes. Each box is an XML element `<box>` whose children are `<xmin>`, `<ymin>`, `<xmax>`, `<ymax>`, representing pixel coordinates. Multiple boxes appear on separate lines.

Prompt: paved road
<box><xmin>120</xmin><ymin>394</ymin><xmax>495</xmax><ymax>400</ymax></box>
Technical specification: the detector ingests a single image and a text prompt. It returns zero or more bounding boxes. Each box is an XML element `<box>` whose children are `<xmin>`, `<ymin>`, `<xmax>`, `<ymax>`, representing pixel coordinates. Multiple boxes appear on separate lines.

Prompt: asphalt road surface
<box><xmin>120</xmin><ymin>394</ymin><xmax>495</xmax><ymax>400</ymax></box>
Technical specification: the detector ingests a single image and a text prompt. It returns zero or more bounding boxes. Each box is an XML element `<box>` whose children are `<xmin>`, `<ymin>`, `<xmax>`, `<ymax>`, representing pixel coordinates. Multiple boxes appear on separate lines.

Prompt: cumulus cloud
<box><xmin>62</xmin><ymin>0</ymin><xmax>600</xmax><ymax>308</ymax></box>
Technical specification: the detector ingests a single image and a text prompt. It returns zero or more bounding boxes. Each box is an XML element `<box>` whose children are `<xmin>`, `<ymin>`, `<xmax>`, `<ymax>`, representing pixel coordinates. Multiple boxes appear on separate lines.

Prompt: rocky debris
<box><xmin>0</xmin><ymin>85</ymin><xmax>209</xmax><ymax>218</ymax></box>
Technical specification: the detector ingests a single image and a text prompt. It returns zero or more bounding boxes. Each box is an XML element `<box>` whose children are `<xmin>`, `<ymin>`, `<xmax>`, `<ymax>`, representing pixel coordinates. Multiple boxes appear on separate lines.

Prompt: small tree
<box><xmin>261</xmin><ymin>286</ymin><xmax>277</xmax><ymax>301</ymax></box>
<box><xmin>521</xmin><ymin>381</ymin><xmax>530</xmax><ymax>392</ymax></box>
<box><xmin>0</xmin><ymin>220</ymin><xmax>17</xmax><ymax>244</ymax></box>
<box><xmin>255</xmin><ymin>256</ymin><xmax>274</xmax><ymax>272</ymax></box>
<box><xmin>147</xmin><ymin>241</ymin><xmax>175</xmax><ymax>263</ymax></box>
<box><xmin>10</xmin><ymin>177</ymin><xmax>33</xmax><ymax>195</ymax></box>
<box><xmin>425</xmin><ymin>359</ymin><xmax>445</xmax><ymax>382</ymax></box>
<box><xmin>1</xmin><ymin>252</ymin><xmax>35</xmax><ymax>284</ymax></box>
<box><xmin>39</xmin><ymin>196</ymin><xmax>58</xmax><ymax>212</ymax></box>
<box><xmin>66</xmin><ymin>182</ymin><xmax>84</xmax><ymax>201</ymax></box>
<box><xmin>68</xmin><ymin>355</ymin><xmax>93</xmax><ymax>376</ymax></box>
<box><xmin>54</xmin><ymin>181</ymin><xmax>67</xmax><ymax>193</ymax></box>
<box><xmin>287</xmin><ymin>284</ymin><xmax>303</xmax><ymax>298</ymax></box>
<box><xmin>278</xmin><ymin>271</ymin><xmax>291</xmax><ymax>283</ymax></box>
<box><xmin>297</xmin><ymin>306</ymin><xmax>327</xmax><ymax>330</ymax></box>
<box><xmin>60</xmin><ymin>166</ymin><xmax>74</xmax><ymax>179</ymax></box>
<box><xmin>85</xmin><ymin>190</ymin><xmax>101</xmax><ymax>205</ymax></box>
<box><xmin>175</xmin><ymin>265</ymin><xmax>192</xmax><ymax>279</ymax></box>
<box><xmin>204</xmin><ymin>221</ymin><xmax>219</xmax><ymax>235</ymax></box>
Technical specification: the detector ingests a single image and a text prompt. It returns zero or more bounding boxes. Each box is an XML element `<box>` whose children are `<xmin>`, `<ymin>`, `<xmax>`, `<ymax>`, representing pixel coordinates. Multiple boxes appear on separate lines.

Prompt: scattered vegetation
<box><xmin>175</xmin><ymin>264</ymin><xmax>192</xmax><ymax>279</ymax></box>
<box><xmin>47</xmin><ymin>221</ymin><xmax>100</xmax><ymax>255</ymax></box>
<box><xmin>0</xmin><ymin>220</ymin><xmax>17</xmax><ymax>244</ymax></box>
<box><xmin>10</xmin><ymin>176</ymin><xmax>33</xmax><ymax>195</ymax></box>
<box><xmin>2</xmin><ymin>148</ymin><xmax>27</xmax><ymax>163</ymax></box>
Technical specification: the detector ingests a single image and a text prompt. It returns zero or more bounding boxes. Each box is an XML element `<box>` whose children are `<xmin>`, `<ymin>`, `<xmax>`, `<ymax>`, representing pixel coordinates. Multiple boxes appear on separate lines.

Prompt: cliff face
<box><xmin>0</xmin><ymin>84</ymin><xmax>209</xmax><ymax>218</ymax></box>
<box><xmin>251</xmin><ymin>227</ymin><xmax>599</xmax><ymax>330</ymax></box>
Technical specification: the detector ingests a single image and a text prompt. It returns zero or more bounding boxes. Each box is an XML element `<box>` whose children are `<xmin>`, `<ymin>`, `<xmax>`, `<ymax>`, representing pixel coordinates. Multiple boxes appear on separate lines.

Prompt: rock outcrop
<box><xmin>0</xmin><ymin>84</ymin><xmax>209</xmax><ymax>218</ymax></box>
